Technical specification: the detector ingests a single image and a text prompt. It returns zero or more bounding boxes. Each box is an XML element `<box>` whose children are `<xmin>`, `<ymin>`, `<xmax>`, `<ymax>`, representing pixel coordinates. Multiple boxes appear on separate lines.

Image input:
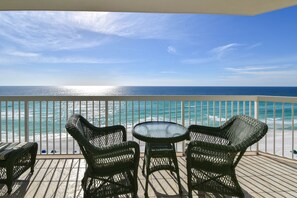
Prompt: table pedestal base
<box><xmin>142</xmin><ymin>142</ymin><xmax>182</xmax><ymax>197</ymax></box>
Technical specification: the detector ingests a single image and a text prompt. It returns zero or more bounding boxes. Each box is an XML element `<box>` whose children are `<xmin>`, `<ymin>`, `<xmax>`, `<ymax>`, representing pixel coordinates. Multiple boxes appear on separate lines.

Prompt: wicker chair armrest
<box><xmin>188</xmin><ymin>125</ymin><xmax>226</xmax><ymax>140</ymax></box>
<box><xmin>92</xmin><ymin>141</ymin><xmax>140</xmax><ymax>156</ymax></box>
<box><xmin>187</xmin><ymin>140</ymin><xmax>237</xmax><ymax>154</ymax></box>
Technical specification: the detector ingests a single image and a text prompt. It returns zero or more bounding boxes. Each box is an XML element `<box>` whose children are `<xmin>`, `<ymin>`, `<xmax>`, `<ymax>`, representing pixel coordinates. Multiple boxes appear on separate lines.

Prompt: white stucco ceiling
<box><xmin>1</xmin><ymin>0</ymin><xmax>297</xmax><ymax>16</ymax></box>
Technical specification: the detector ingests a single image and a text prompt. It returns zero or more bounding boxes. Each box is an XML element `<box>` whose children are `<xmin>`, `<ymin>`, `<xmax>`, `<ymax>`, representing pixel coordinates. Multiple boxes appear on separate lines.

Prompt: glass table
<box><xmin>132</xmin><ymin>121</ymin><xmax>188</xmax><ymax>197</ymax></box>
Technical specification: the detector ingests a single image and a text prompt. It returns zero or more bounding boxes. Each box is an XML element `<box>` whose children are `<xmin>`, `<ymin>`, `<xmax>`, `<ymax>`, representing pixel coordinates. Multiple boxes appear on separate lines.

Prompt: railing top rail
<box><xmin>257</xmin><ymin>95</ymin><xmax>297</xmax><ymax>103</ymax></box>
<box><xmin>1</xmin><ymin>95</ymin><xmax>297</xmax><ymax>103</ymax></box>
<box><xmin>0</xmin><ymin>95</ymin><xmax>258</xmax><ymax>101</ymax></box>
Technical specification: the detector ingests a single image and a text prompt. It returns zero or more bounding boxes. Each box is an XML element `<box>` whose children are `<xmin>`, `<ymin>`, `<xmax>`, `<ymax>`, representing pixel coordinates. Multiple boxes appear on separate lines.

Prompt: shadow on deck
<box><xmin>0</xmin><ymin>155</ymin><xmax>297</xmax><ymax>197</ymax></box>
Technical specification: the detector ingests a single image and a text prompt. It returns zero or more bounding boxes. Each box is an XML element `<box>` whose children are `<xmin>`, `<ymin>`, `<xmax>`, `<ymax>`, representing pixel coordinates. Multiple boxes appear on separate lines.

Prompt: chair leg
<box><xmin>145</xmin><ymin>166</ymin><xmax>149</xmax><ymax>197</ymax></box>
<box><xmin>144</xmin><ymin>144</ymin><xmax>151</xmax><ymax>197</ymax></box>
<box><xmin>30</xmin><ymin>144</ymin><xmax>38</xmax><ymax>173</ymax></box>
<box><xmin>187</xmin><ymin>161</ymin><xmax>193</xmax><ymax>198</ymax></box>
<box><xmin>187</xmin><ymin>175</ymin><xmax>193</xmax><ymax>198</ymax></box>
<box><xmin>172</xmin><ymin>155</ymin><xmax>182</xmax><ymax>195</ymax></box>
<box><xmin>6</xmin><ymin>165</ymin><xmax>13</xmax><ymax>194</ymax></box>
<box><xmin>142</xmin><ymin>143</ymin><xmax>147</xmax><ymax>175</ymax></box>
<box><xmin>142</xmin><ymin>156</ymin><xmax>146</xmax><ymax>175</ymax></box>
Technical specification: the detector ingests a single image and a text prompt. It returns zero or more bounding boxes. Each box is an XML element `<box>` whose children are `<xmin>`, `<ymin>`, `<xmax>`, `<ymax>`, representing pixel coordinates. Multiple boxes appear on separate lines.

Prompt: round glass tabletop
<box><xmin>132</xmin><ymin>121</ymin><xmax>188</xmax><ymax>143</ymax></box>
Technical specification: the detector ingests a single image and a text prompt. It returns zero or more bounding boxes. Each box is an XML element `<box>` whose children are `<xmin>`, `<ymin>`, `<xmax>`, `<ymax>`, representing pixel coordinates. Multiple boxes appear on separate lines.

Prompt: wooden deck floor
<box><xmin>1</xmin><ymin>155</ymin><xmax>297</xmax><ymax>198</ymax></box>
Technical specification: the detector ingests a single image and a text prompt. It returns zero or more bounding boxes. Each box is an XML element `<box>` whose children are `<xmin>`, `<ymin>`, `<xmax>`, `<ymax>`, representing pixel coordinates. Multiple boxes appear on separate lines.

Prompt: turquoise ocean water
<box><xmin>0</xmin><ymin>86</ymin><xmax>296</xmax><ymax>155</ymax></box>
<box><xmin>0</xmin><ymin>86</ymin><xmax>297</xmax><ymax>131</ymax></box>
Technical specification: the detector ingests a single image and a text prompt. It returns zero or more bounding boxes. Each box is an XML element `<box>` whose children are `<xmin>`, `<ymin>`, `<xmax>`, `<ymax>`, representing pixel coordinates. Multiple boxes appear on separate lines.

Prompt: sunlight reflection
<box><xmin>63</xmin><ymin>86</ymin><xmax>118</xmax><ymax>95</ymax></box>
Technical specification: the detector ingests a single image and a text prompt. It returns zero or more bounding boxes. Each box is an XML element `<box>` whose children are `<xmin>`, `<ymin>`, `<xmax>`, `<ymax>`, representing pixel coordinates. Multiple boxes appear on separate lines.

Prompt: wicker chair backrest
<box><xmin>224</xmin><ymin>115</ymin><xmax>268</xmax><ymax>149</ymax></box>
<box><xmin>66</xmin><ymin>115</ymin><xmax>97</xmax><ymax>155</ymax></box>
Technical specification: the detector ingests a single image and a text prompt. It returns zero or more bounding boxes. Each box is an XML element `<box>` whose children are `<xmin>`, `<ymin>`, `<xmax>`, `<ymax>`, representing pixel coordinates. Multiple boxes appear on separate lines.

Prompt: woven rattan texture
<box><xmin>0</xmin><ymin>142</ymin><xmax>37</xmax><ymax>194</ymax></box>
<box><xmin>187</xmin><ymin>115</ymin><xmax>268</xmax><ymax>198</ymax></box>
<box><xmin>66</xmin><ymin>114</ymin><xmax>140</xmax><ymax>198</ymax></box>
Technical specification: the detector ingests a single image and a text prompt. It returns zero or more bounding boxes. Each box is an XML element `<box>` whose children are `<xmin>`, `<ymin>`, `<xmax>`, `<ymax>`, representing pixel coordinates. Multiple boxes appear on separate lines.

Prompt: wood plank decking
<box><xmin>1</xmin><ymin>155</ymin><xmax>297</xmax><ymax>198</ymax></box>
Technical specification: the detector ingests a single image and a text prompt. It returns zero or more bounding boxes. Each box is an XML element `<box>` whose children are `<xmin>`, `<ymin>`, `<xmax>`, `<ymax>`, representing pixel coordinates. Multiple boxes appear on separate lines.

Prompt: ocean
<box><xmin>1</xmin><ymin>86</ymin><xmax>297</xmax><ymax>96</ymax></box>
<box><xmin>0</xmin><ymin>86</ymin><xmax>296</xmax><ymax>156</ymax></box>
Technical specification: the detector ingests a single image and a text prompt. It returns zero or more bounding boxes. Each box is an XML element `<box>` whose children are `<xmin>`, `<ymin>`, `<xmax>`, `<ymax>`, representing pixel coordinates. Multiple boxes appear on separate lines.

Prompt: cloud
<box><xmin>182</xmin><ymin>42</ymin><xmax>265</xmax><ymax>65</ymax></box>
<box><xmin>225</xmin><ymin>66</ymin><xmax>286</xmax><ymax>74</ymax></box>
<box><xmin>0</xmin><ymin>12</ymin><xmax>179</xmax><ymax>52</ymax></box>
<box><xmin>0</xmin><ymin>49</ymin><xmax>134</xmax><ymax>65</ymax></box>
<box><xmin>218</xmin><ymin>65</ymin><xmax>297</xmax><ymax>85</ymax></box>
<box><xmin>211</xmin><ymin>43</ymin><xmax>241</xmax><ymax>58</ymax></box>
<box><xmin>167</xmin><ymin>46</ymin><xmax>177</xmax><ymax>54</ymax></box>
<box><xmin>246</xmin><ymin>42</ymin><xmax>262</xmax><ymax>50</ymax></box>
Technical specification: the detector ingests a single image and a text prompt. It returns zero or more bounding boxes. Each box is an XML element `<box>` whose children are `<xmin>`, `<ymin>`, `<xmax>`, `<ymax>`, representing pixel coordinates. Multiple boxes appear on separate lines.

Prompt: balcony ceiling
<box><xmin>1</xmin><ymin>0</ymin><xmax>297</xmax><ymax>16</ymax></box>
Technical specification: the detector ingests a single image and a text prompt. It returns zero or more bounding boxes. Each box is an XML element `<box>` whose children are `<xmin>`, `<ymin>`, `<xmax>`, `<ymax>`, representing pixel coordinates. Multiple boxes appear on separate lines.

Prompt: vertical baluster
<box><xmin>78</xmin><ymin>101</ymin><xmax>81</xmax><ymax>114</ymax></box>
<box><xmin>237</xmin><ymin>101</ymin><xmax>240</xmax><ymax>115</ymax></box>
<box><xmin>12</xmin><ymin>101</ymin><xmax>14</xmax><ymax>142</ymax></box>
<box><xmin>207</xmin><ymin>101</ymin><xmax>209</xmax><ymax>126</ymax></box>
<box><xmin>282</xmin><ymin>103</ymin><xmax>284</xmax><ymax>157</ymax></box>
<box><xmin>24</xmin><ymin>101</ymin><xmax>28</xmax><ymax>143</ymax></box>
<box><xmin>40</xmin><ymin>101</ymin><xmax>42</xmax><ymax>154</ymax></box>
<box><xmin>292</xmin><ymin>104</ymin><xmax>295</xmax><ymax>159</ymax></box>
<box><xmin>0</xmin><ymin>101</ymin><xmax>1</xmax><ymax>142</ymax></box>
<box><xmin>59</xmin><ymin>101</ymin><xmax>62</xmax><ymax>154</ymax></box>
<box><xmin>231</xmin><ymin>101</ymin><xmax>233</xmax><ymax>117</ymax></box>
<box><xmin>213</xmin><ymin>101</ymin><xmax>215</xmax><ymax>126</ymax></box>
<box><xmin>74</xmin><ymin>101</ymin><xmax>77</xmax><ymax>154</ymax></box>
<box><xmin>132</xmin><ymin>101</ymin><xmax>134</xmax><ymax>140</ymax></box>
<box><xmin>46</xmin><ymin>101</ymin><xmax>48</xmax><ymax>154</ymax></box>
<box><xmin>254</xmin><ymin>99</ymin><xmax>259</xmax><ymax>152</ymax></box>
<box><xmin>86</xmin><ymin>101</ymin><xmax>88</xmax><ymax>120</ymax></box>
<box><xmin>113</xmin><ymin>101</ymin><xmax>115</xmax><ymax>126</ymax></box>
<box><xmin>242</xmin><ymin>101</ymin><xmax>246</xmax><ymax>115</ymax></box>
<box><xmin>92</xmin><ymin>100</ymin><xmax>95</xmax><ymax>124</ymax></box>
<box><xmin>175</xmin><ymin>101</ymin><xmax>177</xmax><ymax>123</ymax></box>
<box><xmin>105</xmin><ymin>100</ymin><xmax>109</xmax><ymax>127</ymax></box>
<box><xmin>219</xmin><ymin>101</ymin><xmax>222</xmax><ymax>125</ymax></box>
<box><xmin>138</xmin><ymin>101</ymin><xmax>140</xmax><ymax>144</ymax></box>
<box><xmin>144</xmin><ymin>100</ymin><xmax>147</xmax><ymax>122</ymax></box>
<box><xmin>19</xmin><ymin>101</ymin><xmax>21</xmax><ymax>142</ymax></box>
<box><xmin>225</xmin><ymin>101</ymin><xmax>228</xmax><ymax>122</ymax></box>
<box><xmin>6</xmin><ymin>101</ymin><xmax>8</xmax><ymax>142</ymax></box>
<box><xmin>181</xmin><ymin>100</ymin><xmax>185</xmax><ymax>153</ymax></box>
<box><xmin>99</xmin><ymin>101</ymin><xmax>101</xmax><ymax>126</ymax></box>
<box><xmin>124</xmin><ymin>100</ymin><xmax>127</xmax><ymax>129</ymax></box>
<box><xmin>265</xmin><ymin>102</ymin><xmax>267</xmax><ymax>153</ymax></box>
<box><xmin>138</xmin><ymin>101</ymin><xmax>140</xmax><ymax>124</ymax></box>
<box><xmin>201</xmin><ymin>101</ymin><xmax>203</xmax><ymax>125</ymax></box>
<box><xmin>163</xmin><ymin>101</ymin><xmax>165</xmax><ymax>121</ymax></box>
<box><xmin>66</xmin><ymin>101</ymin><xmax>68</xmax><ymax>154</ymax></box>
<box><xmin>157</xmin><ymin>101</ymin><xmax>159</xmax><ymax>121</ymax></box>
<box><xmin>33</xmin><ymin>101</ymin><xmax>35</xmax><ymax>143</ymax></box>
<box><xmin>195</xmin><ymin>101</ymin><xmax>197</xmax><ymax>124</ymax></box>
<box><xmin>169</xmin><ymin>101</ymin><xmax>172</xmax><ymax>122</ymax></box>
<box><xmin>52</xmin><ymin>101</ymin><xmax>55</xmax><ymax>154</ymax></box>
<box><xmin>273</xmin><ymin>102</ymin><xmax>276</xmax><ymax>155</ymax></box>
<box><xmin>119</xmin><ymin>101</ymin><xmax>122</xmax><ymax>125</ymax></box>
<box><xmin>249</xmin><ymin>101</ymin><xmax>252</xmax><ymax>117</ymax></box>
<box><xmin>187</xmin><ymin>101</ymin><xmax>190</xmax><ymax>125</ymax></box>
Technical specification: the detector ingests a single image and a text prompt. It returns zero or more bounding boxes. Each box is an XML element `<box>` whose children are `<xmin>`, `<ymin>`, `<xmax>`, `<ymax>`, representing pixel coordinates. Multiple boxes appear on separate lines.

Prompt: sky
<box><xmin>0</xmin><ymin>6</ymin><xmax>297</xmax><ymax>86</ymax></box>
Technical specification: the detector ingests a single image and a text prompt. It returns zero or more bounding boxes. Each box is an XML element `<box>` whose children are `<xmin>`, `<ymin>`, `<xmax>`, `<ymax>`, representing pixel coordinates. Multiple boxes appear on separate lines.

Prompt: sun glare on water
<box><xmin>64</xmin><ymin>86</ymin><xmax>118</xmax><ymax>95</ymax></box>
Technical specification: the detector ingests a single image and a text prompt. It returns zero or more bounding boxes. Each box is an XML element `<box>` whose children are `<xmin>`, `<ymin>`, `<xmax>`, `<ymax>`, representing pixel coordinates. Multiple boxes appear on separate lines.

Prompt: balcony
<box><xmin>0</xmin><ymin>95</ymin><xmax>297</xmax><ymax>197</ymax></box>
<box><xmin>0</xmin><ymin>155</ymin><xmax>296</xmax><ymax>197</ymax></box>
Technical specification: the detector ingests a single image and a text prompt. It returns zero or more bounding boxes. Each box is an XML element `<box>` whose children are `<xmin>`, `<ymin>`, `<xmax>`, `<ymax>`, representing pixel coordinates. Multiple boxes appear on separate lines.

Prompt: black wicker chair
<box><xmin>65</xmin><ymin>114</ymin><xmax>140</xmax><ymax>198</ymax></box>
<box><xmin>186</xmin><ymin>115</ymin><xmax>268</xmax><ymax>198</ymax></box>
